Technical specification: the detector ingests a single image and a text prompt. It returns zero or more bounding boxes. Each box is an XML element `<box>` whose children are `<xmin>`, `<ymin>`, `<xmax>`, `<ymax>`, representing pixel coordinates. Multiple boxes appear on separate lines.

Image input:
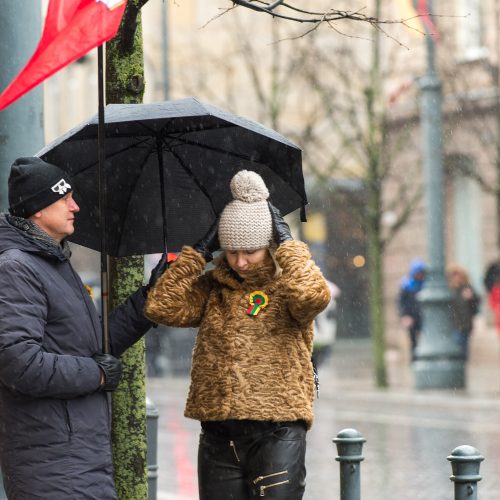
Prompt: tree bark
<box><xmin>105</xmin><ymin>1</ymin><xmax>148</xmax><ymax>497</ymax></box>
<box><xmin>365</xmin><ymin>0</ymin><xmax>387</xmax><ymax>387</ymax></box>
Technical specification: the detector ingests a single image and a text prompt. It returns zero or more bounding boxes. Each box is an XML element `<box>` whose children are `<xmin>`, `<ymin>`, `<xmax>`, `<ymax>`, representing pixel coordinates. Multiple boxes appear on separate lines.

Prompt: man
<box><xmin>0</xmin><ymin>157</ymin><xmax>162</xmax><ymax>499</ymax></box>
<box><xmin>398</xmin><ymin>259</ymin><xmax>426</xmax><ymax>361</ymax></box>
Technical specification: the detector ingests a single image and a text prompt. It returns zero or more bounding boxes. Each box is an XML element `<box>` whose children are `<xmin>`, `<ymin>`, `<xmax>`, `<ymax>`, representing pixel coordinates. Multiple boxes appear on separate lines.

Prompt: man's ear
<box><xmin>29</xmin><ymin>211</ymin><xmax>43</xmax><ymax>220</ymax></box>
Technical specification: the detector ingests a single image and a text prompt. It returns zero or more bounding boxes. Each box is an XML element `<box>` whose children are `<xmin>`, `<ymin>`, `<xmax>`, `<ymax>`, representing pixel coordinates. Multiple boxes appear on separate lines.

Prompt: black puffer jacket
<box><xmin>0</xmin><ymin>214</ymin><xmax>152</xmax><ymax>499</ymax></box>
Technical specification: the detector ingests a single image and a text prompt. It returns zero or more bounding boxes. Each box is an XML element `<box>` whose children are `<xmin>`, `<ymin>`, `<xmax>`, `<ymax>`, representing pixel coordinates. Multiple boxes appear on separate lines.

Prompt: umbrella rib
<box><xmin>163</xmin><ymin>133</ymin><xmax>305</xmax><ymax>205</ymax></box>
<box><xmin>168</xmin><ymin>148</ymin><xmax>218</xmax><ymax>216</ymax></box>
<box><xmin>164</xmin><ymin>133</ymin><xmax>257</xmax><ymax>163</ymax></box>
<box><xmin>71</xmin><ymin>137</ymin><xmax>153</xmax><ymax>176</ymax></box>
<box><xmin>116</xmin><ymin>147</ymin><xmax>158</xmax><ymax>256</ymax></box>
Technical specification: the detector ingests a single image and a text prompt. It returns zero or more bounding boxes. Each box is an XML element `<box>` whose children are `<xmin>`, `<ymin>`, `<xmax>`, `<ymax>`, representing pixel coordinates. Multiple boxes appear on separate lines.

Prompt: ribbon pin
<box><xmin>246</xmin><ymin>291</ymin><xmax>269</xmax><ymax>316</ymax></box>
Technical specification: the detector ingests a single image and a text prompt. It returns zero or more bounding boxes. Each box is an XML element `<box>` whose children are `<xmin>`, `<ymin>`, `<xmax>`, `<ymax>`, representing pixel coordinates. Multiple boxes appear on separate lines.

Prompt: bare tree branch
<box><xmin>231</xmin><ymin>1</ymin><xmax>381</xmax><ymax>24</ymax></box>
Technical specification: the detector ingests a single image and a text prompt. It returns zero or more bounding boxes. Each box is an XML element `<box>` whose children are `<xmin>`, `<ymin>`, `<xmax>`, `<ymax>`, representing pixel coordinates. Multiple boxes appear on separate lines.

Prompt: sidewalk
<box><xmin>148</xmin><ymin>323</ymin><xmax>500</xmax><ymax>500</ymax></box>
<box><xmin>327</xmin><ymin>319</ymin><xmax>500</xmax><ymax>403</ymax></box>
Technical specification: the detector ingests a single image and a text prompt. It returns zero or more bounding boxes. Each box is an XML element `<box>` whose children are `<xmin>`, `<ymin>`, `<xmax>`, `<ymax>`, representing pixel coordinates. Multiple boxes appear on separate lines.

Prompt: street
<box><xmin>146</xmin><ymin>334</ymin><xmax>500</xmax><ymax>500</ymax></box>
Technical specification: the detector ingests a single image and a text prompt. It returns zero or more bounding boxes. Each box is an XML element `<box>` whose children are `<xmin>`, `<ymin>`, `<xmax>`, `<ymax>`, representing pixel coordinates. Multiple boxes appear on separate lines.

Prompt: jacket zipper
<box><xmin>259</xmin><ymin>480</ymin><xmax>290</xmax><ymax>496</ymax></box>
<box><xmin>229</xmin><ymin>440</ymin><xmax>240</xmax><ymax>462</ymax></box>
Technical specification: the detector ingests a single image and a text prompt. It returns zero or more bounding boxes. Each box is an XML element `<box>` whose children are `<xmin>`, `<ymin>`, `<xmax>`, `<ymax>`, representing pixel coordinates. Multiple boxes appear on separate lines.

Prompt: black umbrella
<box><xmin>38</xmin><ymin>97</ymin><xmax>307</xmax><ymax>257</ymax></box>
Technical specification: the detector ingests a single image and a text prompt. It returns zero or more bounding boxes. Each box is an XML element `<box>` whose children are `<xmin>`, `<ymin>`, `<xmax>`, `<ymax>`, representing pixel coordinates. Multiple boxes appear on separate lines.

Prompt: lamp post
<box><xmin>413</xmin><ymin>0</ymin><xmax>465</xmax><ymax>389</ymax></box>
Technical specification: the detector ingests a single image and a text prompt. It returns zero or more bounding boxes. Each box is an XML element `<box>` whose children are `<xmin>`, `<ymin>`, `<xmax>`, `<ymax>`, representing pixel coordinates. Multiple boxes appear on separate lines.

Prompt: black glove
<box><xmin>268</xmin><ymin>202</ymin><xmax>293</xmax><ymax>245</ymax></box>
<box><xmin>148</xmin><ymin>253</ymin><xmax>169</xmax><ymax>289</ymax></box>
<box><xmin>93</xmin><ymin>353</ymin><xmax>122</xmax><ymax>392</ymax></box>
<box><xmin>193</xmin><ymin>219</ymin><xmax>220</xmax><ymax>262</ymax></box>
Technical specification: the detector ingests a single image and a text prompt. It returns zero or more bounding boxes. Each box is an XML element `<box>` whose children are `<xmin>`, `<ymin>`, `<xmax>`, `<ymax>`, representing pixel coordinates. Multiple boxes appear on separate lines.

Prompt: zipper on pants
<box><xmin>253</xmin><ymin>470</ymin><xmax>289</xmax><ymax>496</ymax></box>
<box><xmin>259</xmin><ymin>479</ymin><xmax>290</xmax><ymax>496</ymax></box>
<box><xmin>253</xmin><ymin>470</ymin><xmax>288</xmax><ymax>485</ymax></box>
<box><xmin>229</xmin><ymin>440</ymin><xmax>240</xmax><ymax>462</ymax></box>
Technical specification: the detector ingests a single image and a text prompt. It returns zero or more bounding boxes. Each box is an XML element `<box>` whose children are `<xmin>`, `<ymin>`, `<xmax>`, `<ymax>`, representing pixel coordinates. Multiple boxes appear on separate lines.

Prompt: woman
<box><xmin>145</xmin><ymin>170</ymin><xmax>330</xmax><ymax>499</ymax></box>
<box><xmin>447</xmin><ymin>263</ymin><xmax>480</xmax><ymax>360</ymax></box>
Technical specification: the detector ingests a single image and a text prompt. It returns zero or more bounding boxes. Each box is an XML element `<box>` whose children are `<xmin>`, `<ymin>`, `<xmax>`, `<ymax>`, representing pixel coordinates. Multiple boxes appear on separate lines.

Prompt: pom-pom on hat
<box><xmin>8</xmin><ymin>157</ymin><xmax>73</xmax><ymax>218</ymax></box>
<box><xmin>218</xmin><ymin>170</ymin><xmax>273</xmax><ymax>251</ymax></box>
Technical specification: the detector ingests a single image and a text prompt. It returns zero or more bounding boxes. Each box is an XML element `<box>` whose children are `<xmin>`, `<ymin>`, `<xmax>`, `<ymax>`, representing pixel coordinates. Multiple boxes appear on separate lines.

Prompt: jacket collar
<box><xmin>4</xmin><ymin>213</ymin><xmax>71</xmax><ymax>261</ymax></box>
<box><xmin>212</xmin><ymin>251</ymin><xmax>277</xmax><ymax>290</ymax></box>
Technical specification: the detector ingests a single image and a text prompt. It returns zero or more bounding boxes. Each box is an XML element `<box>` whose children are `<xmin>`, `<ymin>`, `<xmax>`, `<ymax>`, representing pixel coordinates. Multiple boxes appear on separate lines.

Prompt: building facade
<box><xmin>40</xmin><ymin>1</ymin><xmax>500</xmax><ymax>358</ymax></box>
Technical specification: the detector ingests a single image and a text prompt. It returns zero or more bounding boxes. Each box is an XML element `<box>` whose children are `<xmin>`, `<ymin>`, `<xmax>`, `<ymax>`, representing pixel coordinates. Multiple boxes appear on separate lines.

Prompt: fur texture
<box><xmin>145</xmin><ymin>240</ymin><xmax>331</xmax><ymax>428</ymax></box>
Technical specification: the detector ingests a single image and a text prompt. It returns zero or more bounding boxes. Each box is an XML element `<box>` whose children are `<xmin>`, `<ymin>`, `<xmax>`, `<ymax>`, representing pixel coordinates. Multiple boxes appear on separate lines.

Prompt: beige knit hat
<box><xmin>218</xmin><ymin>170</ymin><xmax>273</xmax><ymax>251</ymax></box>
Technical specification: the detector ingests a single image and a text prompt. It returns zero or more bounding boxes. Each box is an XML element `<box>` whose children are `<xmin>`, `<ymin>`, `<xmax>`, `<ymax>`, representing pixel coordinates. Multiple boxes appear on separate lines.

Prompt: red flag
<box><xmin>0</xmin><ymin>0</ymin><xmax>127</xmax><ymax>111</ymax></box>
<box><xmin>397</xmin><ymin>0</ymin><xmax>439</xmax><ymax>41</ymax></box>
<box><xmin>413</xmin><ymin>0</ymin><xmax>440</xmax><ymax>40</ymax></box>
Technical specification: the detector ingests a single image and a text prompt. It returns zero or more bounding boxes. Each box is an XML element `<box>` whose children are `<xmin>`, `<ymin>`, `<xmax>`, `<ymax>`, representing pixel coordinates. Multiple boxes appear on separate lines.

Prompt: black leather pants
<box><xmin>198</xmin><ymin>420</ymin><xmax>307</xmax><ymax>499</ymax></box>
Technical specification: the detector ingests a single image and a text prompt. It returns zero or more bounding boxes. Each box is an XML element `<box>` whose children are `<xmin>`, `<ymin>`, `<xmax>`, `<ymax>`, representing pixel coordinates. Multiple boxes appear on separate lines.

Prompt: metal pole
<box><xmin>413</xmin><ymin>0</ymin><xmax>465</xmax><ymax>389</ymax></box>
<box><xmin>333</xmin><ymin>428</ymin><xmax>365</xmax><ymax>500</ymax></box>
<box><xmin>146</xmin><ymin>397</ymin><xmax>159</xmax><ymax>500</ymax></box>
<box><xmin>0</xmin><ymin>3</ymin><xmax>43</xmax><ymax>211</ymax></box>
<box><xmin>97</xmin><ymin>44</ymin><xmax>110</xmax><ymax>353</ymax></box>
<box><xmin>161</xmin><ymin>0</ymin><xmax>170</xmax><ymax>100</ymax></box>
<box><xmin>448</xmin><ymin>445</ymin><xmax>484</xmax><ymax>500</ymax></box>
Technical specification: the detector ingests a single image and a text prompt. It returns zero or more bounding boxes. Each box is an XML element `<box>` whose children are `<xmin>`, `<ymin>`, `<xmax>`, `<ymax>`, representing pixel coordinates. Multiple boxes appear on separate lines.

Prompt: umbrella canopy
<box><xmin>38</xmin><ymin>97</ymin><xmax>307</xmax><ymax>256</ymax></box>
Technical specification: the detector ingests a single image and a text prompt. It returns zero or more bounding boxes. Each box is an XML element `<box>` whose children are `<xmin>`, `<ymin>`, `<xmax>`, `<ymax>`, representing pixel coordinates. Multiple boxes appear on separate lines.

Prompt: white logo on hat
<box><xmin>51</xmin><ymin>179</ymin><xmax>71</xmax><ymax>195</ymax></box>
<box><xmin>96</xmin><ymin>0</ymin><xmax>125</xmax><ymax>10</ymax></box>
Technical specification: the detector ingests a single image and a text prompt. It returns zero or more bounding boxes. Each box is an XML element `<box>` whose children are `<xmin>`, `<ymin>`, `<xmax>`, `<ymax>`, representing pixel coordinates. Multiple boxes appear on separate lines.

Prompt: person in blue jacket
<box><xmin>398</xmin><ymin>259</ymin><xmax>426</xmax><ymax>361</ymax></box>
<box><xmin>0</xmin><ymin>157</ymin><xmax>162</xmax><ymax>499</ymax></box>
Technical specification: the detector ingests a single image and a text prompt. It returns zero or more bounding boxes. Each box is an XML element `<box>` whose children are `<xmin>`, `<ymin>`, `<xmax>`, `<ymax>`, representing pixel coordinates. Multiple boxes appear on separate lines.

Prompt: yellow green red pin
<box><xmin>246</xmin><ymin>290</ymin><xmax>269</xmax><ymax>316</ymax></box>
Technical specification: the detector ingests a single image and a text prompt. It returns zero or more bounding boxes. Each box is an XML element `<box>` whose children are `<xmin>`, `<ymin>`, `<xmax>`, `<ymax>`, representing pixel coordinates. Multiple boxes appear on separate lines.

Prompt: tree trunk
<box><xmin>367</xmin><ymin>182</ymin><xmax>387</xmax><ymax>387</ymax></box>
<box><xmin>105</xmin><ymin>1</ymin><xmax>148</xmax><ymax>498</ymax></box>
<box><xmin>109</xmin><ymin>257</ymin><xmax>147</xmax><ymax>499</ymax></box>
<box><xmin>366</xmin><ymin>0</ymin><xmax>387</xmax><ymax>387</ymax></box>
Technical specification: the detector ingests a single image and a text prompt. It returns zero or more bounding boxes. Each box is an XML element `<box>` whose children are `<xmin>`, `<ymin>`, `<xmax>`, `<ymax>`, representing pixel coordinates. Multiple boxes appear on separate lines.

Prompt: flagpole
<box><xmin>98</xmin><ymin>44</ymin><xmax>110</xmax><ymax>354</ymax></box>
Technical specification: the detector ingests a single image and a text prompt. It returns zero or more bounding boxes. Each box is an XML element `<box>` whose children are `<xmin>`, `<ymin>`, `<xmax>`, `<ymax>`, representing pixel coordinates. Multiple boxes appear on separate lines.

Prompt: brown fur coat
<box><xmin>145</xmin><ymin>240</ymin><xmax>330</xmax><ymax>428</ymax></box>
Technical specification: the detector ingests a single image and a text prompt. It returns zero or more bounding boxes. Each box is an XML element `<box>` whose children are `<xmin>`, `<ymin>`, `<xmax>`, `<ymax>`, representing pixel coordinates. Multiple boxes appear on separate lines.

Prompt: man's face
<box><xmin>30</xmin><ymin>192</ymin><xmax>80</xmax><ymax>242</ymax></box>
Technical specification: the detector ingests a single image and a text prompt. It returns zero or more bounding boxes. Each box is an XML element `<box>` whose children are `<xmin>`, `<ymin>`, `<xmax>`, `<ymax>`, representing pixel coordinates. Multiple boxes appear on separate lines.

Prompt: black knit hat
<box><xmin>8</xmin><ymin>157</ymin><xmax>73</xmax><ymax>218</ymax></box>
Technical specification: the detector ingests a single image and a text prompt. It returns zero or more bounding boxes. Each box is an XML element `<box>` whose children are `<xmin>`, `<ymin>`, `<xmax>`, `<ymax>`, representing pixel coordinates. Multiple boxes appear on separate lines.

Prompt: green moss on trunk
<box><xmin>109</xmin><ymin>257</ymin><xmax>147</xmax><ymax>499</ymax></box>
<box><xmin>106</xmin><ymin>2</ymin><xmax>149</xmax><ymax>497</ymax></box>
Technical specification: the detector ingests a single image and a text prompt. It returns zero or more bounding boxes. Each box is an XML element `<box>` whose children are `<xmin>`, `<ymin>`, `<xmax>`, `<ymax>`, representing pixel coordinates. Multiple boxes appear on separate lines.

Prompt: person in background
<box><xmin>398</xmin><ymin>259</ymin><xmax>426</xmax><ymax>361</ymax></box>
<box><xmin>447</xmin><ymin>264</ymin><xmax>480</xmax><ymax>361</ymax></box>
<box><xmin>484</xmin><ymin>260</ymin><xmax>500</xmax><ymax>340</ymax></box>
<box><xmin>145</xmin><ymin>170</ymin><xmax>330</xmax><ymax>500</ymax></box>
<box><xmin>0</xmin><ymin>157</ymin><xmax>162</xmax><ymax>499</ymax></box>
<box><xmin>313</xmin><ymin>279</ymin><xmax>341</xmax><ymax>367</ymax></box>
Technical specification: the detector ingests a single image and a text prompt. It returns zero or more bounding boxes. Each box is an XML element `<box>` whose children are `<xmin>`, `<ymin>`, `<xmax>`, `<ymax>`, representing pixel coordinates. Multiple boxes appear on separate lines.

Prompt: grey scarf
<box><xmin>6</xmin><ymin>214</ymin><xmax>72</xmax><ymax>259</ymax></box>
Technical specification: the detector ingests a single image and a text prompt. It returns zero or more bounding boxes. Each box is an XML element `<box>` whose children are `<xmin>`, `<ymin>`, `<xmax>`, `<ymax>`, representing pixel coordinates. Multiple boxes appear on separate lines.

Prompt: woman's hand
<box><xmin>268</xmin><ymin>202</ymin><xmax>292</xmax><ymax>246</ymax></box>
<box><xmin>193</xmin><ymin>218</ymin><xmax>220</xmax><ymax>262</ymax></box>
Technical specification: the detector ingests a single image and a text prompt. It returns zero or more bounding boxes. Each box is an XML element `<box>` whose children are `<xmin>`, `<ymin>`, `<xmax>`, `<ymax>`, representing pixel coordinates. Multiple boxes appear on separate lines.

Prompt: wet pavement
<box><xmin>146</xmin><ymin>328</ymin><xmax>500</xmax><ymax>499</ymax></box>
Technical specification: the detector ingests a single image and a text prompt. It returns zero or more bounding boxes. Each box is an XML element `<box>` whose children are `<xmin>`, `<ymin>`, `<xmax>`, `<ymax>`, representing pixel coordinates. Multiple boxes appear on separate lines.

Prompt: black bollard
<box><xmin>0</xmin><ymin>473</ymin><xmax>5</xmax><ymax>500</ymax></box>
<box><xmin>448</xmin><ymin>445</ymin><xmax>484</xmax><ymax>500</ymax></box>
<box><xmin>333</xmin><ymin>428</ymin><xmax>365</xmax><ymax>500</ymax></box>
<box><xmin>146</xmin><ymin>397</ymin><xmax>160</xmax><ymax>500</ymax></box>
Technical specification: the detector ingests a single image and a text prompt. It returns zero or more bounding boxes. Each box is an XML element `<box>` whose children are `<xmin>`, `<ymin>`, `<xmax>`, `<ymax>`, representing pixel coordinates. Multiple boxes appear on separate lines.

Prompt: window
<box><xmin>457</xmin><ymin>0</ymin><xmax>488</xmax><ymax>61</ymax></box>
